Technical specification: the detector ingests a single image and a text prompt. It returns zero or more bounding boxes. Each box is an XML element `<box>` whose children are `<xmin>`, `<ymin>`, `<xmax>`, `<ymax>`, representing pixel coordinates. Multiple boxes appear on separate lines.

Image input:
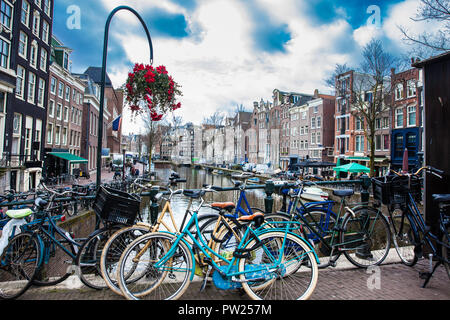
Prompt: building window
<box><xmin>63</xmin><ymin>51</ymin><xmax>69</xmax><ymax>70</ymax></box>
<box><xmin>13</xmin><ymin>113</ymin><xmax>21</xmax><ymax>135</ymax></box>
<box><xmin>311</xmin><ymin>117</ymin><xmax>316</xmax><ymax>129</ymax></box>
<box><xmin>63</xmin><ymin>106</ymin><xmax>68</xmax><ymax>122</ymax></box>
<box><xmin>0</xmin><ymin>37</ymin><xmax>9</xmax><ymax>69</ymax></box>
<box><xmin>317</xmin><ymin>132</ymin><xmax>321</xmax><ymax>144</ymax></box>
<box><xmin>395</xmin><ymin>108</ymin><xmax>404</xmax><ymax>128</ymax></box>
<box><xmin>0</xmin><ymin>0</ymin><xmax>12</xmax><ymax>29</ymax></box>
<box><xmin>42</xmin><ymin>20</ymin><xmax>50</xmax><ymax>44</ymax></box>
<box><xmin>382</xmin><ymin>117</ymin><xmax>389</xmax><ymax>129</ymax></box>
<box><xmin>62</xmin><ymin>127</ymin><xmax>67</xmax><ymax>145</ymax></box>
<box><xmin>19</xmin><ymin>32</ymin><xmax>28</xmax><ymax>59</ymax></box>
<box><xmin>58</xmin><ymin>82</ymin><xmax>64</xmax><ymax>98</ymax></box>
<box><xmin>407</xmin><ymin>80</ymin><xmax>416</xmax><ymax>98</ymax></box>
<box><xmin>394</xmin><ymin>134</ymin><xmax>404</xmax><ymax>158</ymax></box>
<box><xmin>311</xmin><ymin>132</ymin><xmax>316</xmax><ymax>144</ymax></box>
<box><xmin>56</xmin><ymin>103</ymin><xmax>62</xmax><ymax>120</ymax></box>
<box><xmin>355</xmin><ymin>135</ymin><xmax>364</xmax><ymax>152</ymax></box>
<box><xmin>48</xmin><ymin>100</ymin><xmax>54</xmax><ymax>117</ymax></box>
<box><xmin>35</xmin><ymin>0</ymin><xmax>41</xmax><ymax>8</ymax></box>
<box><xmin>37</xmin><ymin>78</ymin><xmax>45</xmax><ymax>107</ymax></box>
<box><xmin>30</xmin><ymin>41</ymin><xmax>38</xmax><ymax>68</ymax></box>
<box><xmin>383</xmin><ymin>134</ymin><xmax>390</xmax><ymax>151</ymax></box>
<box><xmin>40</xmin><ymin>48</ymin><xmax>47</xmax><ymax>71</ymax></box>
<box><xmin>407</xmin><ymin>105</ymin><xmax>416</xmax><ymax>127</ymax></box>
<box><xmin>50</xmin><ymin>76</ymin><xmax>56</xmax><ymax>94</ymax></box>
<box><xmin>375</xmin><ymin>135</ymin><xmax>382</xmax><ymax>151</ymax></box>
<box><xmin>65</xmin><ymin>86</ymin><xmax>70</xmax><ymax>101</ymax></box>
<box><xmin>355</xmin><ymin>117</ymin><xmax>364</xmax><ymax>131</ymax></box>
<box><xmin>375</xmin><ymin>118</ymin><xmax>381</xmax><ymax>130</ymax></box>
<box><xmin>46</xmin><ymin>123</ymin><xmax>53</xmax><ymax>144</ymax></box>
<box><xmin>43</xmin><ymin>0</ymin><xmax>51</xmax><ymax>16</ymax></box>
<box><xmin>395</xmin><ymin>83</ymin><xmax>404</xmax><ymax>101</ymax></box>
<box><xmin>16</xmin><ymin>66</ymin><xmax>25</xmax><ymax>98</ymax></box>
<box><xmin>55</xmin><ymin>125</ymin><xmax>60</xmax><ymax>145</ymax></box>
<box><xmin>28</xmin><ymin>72</ymin><xmax>36</xmax><ymax>103</ymax></box>
<box><xmin>32</xmin><ymin>11</ymin><xmax>40</xmax><ymax>37</ymax></box>
<box><xmin>21</xmin><ymin>1</ymin><xmax>31</xmax><ymax>27</ymax></box>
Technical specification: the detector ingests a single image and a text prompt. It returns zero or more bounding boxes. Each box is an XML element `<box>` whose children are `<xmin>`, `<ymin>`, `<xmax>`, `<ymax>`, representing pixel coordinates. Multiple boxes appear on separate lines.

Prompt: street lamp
<box><xmin>96</xmin><ymin>6</ymin><xmax>153</xmax><ymax>188</ymax></box>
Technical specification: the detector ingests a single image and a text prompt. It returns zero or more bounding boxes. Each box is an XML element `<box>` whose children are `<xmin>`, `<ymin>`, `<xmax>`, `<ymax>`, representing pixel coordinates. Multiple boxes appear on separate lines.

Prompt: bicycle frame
<box><xmin>404</xmin><ymin>192</ymin><xmax>449</xmax><ymax>260</ymax></box>
<box><xmin>152</xmin><ymin>197</ymin><xmax>319</xmax><ymax>282</ymax></box>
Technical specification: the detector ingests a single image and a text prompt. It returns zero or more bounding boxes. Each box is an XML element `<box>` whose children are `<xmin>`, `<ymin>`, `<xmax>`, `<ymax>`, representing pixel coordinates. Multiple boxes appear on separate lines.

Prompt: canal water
<box><xmin>139</xmin><ymin>166</ymin><xmax>285</xmax><ymax>229</ymax></box>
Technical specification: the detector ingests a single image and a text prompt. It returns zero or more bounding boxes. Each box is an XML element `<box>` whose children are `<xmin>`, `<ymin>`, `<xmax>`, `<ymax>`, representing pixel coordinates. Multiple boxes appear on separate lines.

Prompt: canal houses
<box><xmin>1</xmin><ymin>0</ymin><xmax>54</xmax><ymax>192</ymax></box>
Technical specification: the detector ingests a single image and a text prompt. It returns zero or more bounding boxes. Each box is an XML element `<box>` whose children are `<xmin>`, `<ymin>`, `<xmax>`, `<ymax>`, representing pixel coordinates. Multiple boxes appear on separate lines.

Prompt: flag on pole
<box><xmin>112</xmin><ymin>115</ymin><xmax>122</xmax><ymax>132</ymax></box>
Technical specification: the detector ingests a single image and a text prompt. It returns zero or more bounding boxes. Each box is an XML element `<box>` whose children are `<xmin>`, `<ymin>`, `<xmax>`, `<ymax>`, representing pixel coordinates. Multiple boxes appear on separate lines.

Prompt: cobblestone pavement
<box><xmin>19</xmin><ymin>260</ymin><xmax>449</xmax><ymax>301</ymax></box>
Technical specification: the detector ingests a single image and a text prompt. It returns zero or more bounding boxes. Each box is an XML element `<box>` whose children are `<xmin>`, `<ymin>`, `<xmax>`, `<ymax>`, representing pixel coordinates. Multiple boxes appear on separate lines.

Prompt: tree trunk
<box><xmin>369</xmin><ymin>132</ymin><xmax>376</xmax><ymax>177</ymax></box>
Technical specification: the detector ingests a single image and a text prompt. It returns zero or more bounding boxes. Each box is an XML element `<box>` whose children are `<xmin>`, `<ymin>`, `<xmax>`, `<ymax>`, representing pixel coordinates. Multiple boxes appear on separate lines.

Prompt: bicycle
<box><xmin>372</xmin><ymin>166</ymin><xmax>449</xmax><ymax>287</ymax></box>
<box><xmin>264</xmin><ymin>180</ymin><xmax>391</xmax><ymax>269</ymax></box>
<box><xmin>116</xmin><ymin>185</ymin><xmax>320</xmax><ymax>300</ymax></box>
<box><xmin>99</xmin><ymin>177</ymin><xmax>222</xmax><ymax>296</ymax></box>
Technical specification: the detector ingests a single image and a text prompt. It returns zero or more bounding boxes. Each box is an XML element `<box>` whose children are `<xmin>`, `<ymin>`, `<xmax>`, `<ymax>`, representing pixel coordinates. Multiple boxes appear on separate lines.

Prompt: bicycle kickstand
<box><xmin>419</xmin><ymin>254</ymin><xmax>442</xmax><ymax>288</ymax></box>
<box><xmin>200</xmin><ymin>266</ymin><xmax>212</xmax><ymax>292</ymax></box>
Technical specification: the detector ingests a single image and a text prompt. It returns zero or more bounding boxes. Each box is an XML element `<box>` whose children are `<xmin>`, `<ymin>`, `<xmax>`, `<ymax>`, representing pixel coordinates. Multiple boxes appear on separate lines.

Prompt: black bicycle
<box><xmin>372</xmin><ymin>165</ymin><xmax>450</xmax><ymax>287</ymax></box>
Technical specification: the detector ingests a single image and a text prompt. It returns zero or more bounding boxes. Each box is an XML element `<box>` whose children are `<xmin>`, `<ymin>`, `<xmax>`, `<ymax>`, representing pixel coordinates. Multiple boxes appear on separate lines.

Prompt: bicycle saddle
<box><xmin>211</xmin><ymin>202</ymin><xmax>235</xmax><ymax>212</ymax></box>
<box><xmin>182</xmin><ymin>189</ymin><xmax>205</xmax><ymax>199</ymax></box>
<box><xmin>332</xmin><ymin>189</ymin><xmax>354</xmax><ymax>197</ymax></box>
<box><xmin>237</xmin><ymin>212</ymin><xmax>265</xmax><ymax>228</ymax></box>
<box><xmin>432</xmin><ymin>194</ymin><xmax>450</xmax><ymax>204</ymax></box>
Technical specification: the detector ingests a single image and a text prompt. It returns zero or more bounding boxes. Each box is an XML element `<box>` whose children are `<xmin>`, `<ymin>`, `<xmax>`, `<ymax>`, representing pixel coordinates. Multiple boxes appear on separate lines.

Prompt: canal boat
<box><xmin>300</xmin><ymin>186</ymin><xmax>329</xmax><ymax>202</ymax></box>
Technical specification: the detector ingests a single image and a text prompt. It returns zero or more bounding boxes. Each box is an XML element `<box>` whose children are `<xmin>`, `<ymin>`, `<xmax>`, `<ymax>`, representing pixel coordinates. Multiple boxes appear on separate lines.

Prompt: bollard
<box><xmin>264</xmin><ymin>180</ymin><xmax>275</xmax><ymax>214</ymax></box>
<box><xmin>148</xmin><ymin>186</ymin><xmax>160</xmax><ymax>224</ymax></box>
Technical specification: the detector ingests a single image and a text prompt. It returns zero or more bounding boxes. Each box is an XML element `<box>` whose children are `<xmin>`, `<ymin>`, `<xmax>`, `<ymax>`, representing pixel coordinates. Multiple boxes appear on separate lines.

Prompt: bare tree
<box><xmin>398</xmin><ymin>0</ymin><xmax>450</xmax><ymax>58</ymax></box>
<box><xmin>202</xmin><ymin>111</ymin><xmax>225</xmax><ymax>127</ymax></box>
<box><xmin>324</xmin><ymin>63</ymin><xmax>352</xmax><ymax>89</ymax></box>
<box><xmin>342</xmin><ymin>39</ymin><xmax>398</xmax><ymax>177</ymax></box>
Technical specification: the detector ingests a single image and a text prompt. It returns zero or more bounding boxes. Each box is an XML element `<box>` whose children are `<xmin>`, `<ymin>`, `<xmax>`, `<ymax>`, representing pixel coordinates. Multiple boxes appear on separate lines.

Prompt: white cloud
<box><xmin>100</xmin><ymin>0</ymin><xmax>417</xmax><ymax>134</ymax></box>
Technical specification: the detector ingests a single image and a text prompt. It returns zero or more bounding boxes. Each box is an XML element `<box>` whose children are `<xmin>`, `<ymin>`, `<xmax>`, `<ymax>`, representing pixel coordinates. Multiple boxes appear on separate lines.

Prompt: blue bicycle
<box><xmin>116</xmin><ymin>185</ymin><xmax>320</xmax><ymax>300</ymax></box>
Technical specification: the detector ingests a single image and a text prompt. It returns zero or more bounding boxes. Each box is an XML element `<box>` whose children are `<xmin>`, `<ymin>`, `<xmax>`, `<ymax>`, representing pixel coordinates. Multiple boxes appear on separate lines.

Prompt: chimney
<box><xmin>314</xmin><ymin>89</ymin><xmax>319</xmax><ymax>98</ymax></box>
<box><xmin>391</xmin><ymin>68</ymin><xmax>396</xmax><ymax>76</ymax></box>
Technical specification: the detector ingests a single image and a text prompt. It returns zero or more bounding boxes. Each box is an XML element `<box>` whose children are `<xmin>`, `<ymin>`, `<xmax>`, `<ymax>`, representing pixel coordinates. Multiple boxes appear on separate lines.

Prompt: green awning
<box><xmin>49</xmin><ymin>152</ymin><xmax>88</xmax><ymax>164</ymax></box>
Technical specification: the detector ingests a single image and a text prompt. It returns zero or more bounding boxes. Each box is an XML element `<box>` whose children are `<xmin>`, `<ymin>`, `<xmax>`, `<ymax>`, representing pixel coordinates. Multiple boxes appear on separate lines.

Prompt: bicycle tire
<box><xmin>442</xmin><ymin>224</ymin><xmax>450</xmax><ymax>279</ymax></box>
<box><xmin>76</xmin><ymin>226</ymin><xmax>122</xmax><ymax>290</ymax></box>
<box><xmin>33</xmin><ymin>230</ymin><xmax>76</xmax><ymax>287</ymax></box>
<box><xmin>117</xmin><ymin>231</ymin><xmax>193</xmax><ymax>300</ymax></box>
<box><xmin>100</xmin><ymin>225</ymin><xmax>151</xmax><ymax>295</ymax></box>
<box><xmin>238</xmin><ymin>231</ymin><xmax>318</xmax><ymax>300</ymax></box>
<box><xmin>0</xmin><ymin>232</ymin><xmax>41</xmax><ymax>300</ymax></box>
<box><xmin>391</xmin><ymin>211</ymin><xmax>419</xmax><ymax>267</ymax></box>
<box><xmin>341</xmin><ymin>206</ymin><xmax>391</xmax><ymax>268</ymax></box>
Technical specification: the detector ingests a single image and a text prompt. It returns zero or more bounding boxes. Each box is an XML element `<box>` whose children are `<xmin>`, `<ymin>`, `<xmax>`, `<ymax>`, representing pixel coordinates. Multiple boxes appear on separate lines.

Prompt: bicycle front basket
<box><xmin>93</xmin><ymin>186</ymin><xmax>140</xmax><ymax>225</ymax></box>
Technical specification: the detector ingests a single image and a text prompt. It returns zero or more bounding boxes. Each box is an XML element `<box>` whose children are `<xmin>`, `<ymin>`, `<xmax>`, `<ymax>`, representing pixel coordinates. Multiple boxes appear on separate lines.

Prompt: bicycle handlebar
<box><xmin>391</xmin><ymin>166</ymin><xmax>445</xmax><ymax>179</ymax></box>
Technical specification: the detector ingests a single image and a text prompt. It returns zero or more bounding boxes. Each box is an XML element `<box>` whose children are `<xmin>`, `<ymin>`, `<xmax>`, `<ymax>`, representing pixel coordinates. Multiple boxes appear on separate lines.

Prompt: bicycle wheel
<box><xmin>341</xmin><ymin>206</ymin><xmax>391</xmax><ymax>268</ymax></box>
<box><xmin>33</xmin><ymin>230</ymin><xmax>76</xmax><ymax>286</ymax></box>
<box><xmin>391</xmin><ymin>210</ymin><xmax>419</xmax><ymax>267</ymax></box>
<box><xmin>0</xmin><ymin>232</ymin><xmax>41</xmax><ymax>300</ymax></box>
<box><xmin>117</xmin><ymin>232</ymin><xmax>193</xmax><ymax>300</ymax></box>
<box><xmin>100</xmin><ymin>225</ymin><xmax>150</xmax><ymax>295</ymax></box>
<box><xmin>238</xmin><ymin>231</ymin><xmax>318</xmax><ymax>300</ymax></box>
<box><xmin>76</xmin><ymin>226</ymin><xmax>121</xmax><ymax>290</ymax></box>
<box><xmin>442</xmin><ymin>224</ymin><xmax>450</xmax><ymax>279</ymax></box>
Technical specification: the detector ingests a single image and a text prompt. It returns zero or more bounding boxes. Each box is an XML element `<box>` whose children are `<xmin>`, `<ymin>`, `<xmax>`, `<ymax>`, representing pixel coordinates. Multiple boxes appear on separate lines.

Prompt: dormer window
<box><xmin>63</xmin><ymin>51</ymin><xmax>69</xmax><ymax>70</ymax></box>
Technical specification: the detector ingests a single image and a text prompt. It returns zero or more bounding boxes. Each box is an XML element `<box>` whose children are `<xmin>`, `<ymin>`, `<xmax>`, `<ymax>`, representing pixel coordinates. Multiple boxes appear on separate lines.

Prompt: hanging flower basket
<box><xmin>125</xmin><ymin>63</ymin><xmax>182</xmax><ymax>121</ymax></box>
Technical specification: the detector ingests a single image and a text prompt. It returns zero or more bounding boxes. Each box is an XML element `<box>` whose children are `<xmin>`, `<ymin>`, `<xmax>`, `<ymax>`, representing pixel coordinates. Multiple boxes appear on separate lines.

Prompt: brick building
<box><xmin>44</xmin><ymin>36</ymin><xmax>86</xmax><ymax>177</ymax></box>
<box><xmin>390</xmin><ymin>67</ymin><xmax>423</xmax><ymax>170</ymax></box>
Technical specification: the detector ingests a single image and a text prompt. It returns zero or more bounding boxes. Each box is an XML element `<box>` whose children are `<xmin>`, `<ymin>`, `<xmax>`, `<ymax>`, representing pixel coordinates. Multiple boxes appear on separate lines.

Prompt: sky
<box><xmin>52</xmin><ymin>0</ymin><xmax>442</xmax><ymax>134</ymax></box>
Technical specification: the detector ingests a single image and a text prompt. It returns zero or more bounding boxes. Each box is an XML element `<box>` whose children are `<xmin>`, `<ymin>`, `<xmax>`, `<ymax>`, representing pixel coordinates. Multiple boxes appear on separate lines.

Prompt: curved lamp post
<box><xmin>96</xmin><ymin>6</ymin><xmax>153</xmax><ymax>188</ymax></box>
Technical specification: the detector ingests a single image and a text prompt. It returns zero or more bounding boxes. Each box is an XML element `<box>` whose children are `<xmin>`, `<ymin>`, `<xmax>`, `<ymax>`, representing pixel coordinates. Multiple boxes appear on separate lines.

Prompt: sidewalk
<box><xmin>18</xmin><ymin>256</ymin><xmax>449</xmax><ymax>300</ymax></box>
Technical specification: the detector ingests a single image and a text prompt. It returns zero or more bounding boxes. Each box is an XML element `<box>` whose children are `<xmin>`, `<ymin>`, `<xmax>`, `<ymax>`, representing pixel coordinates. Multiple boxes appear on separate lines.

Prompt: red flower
<box><xmin>156</xmin><ymin>65</ymin><xmax>168</xmax><ymax>74</ymax></box>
